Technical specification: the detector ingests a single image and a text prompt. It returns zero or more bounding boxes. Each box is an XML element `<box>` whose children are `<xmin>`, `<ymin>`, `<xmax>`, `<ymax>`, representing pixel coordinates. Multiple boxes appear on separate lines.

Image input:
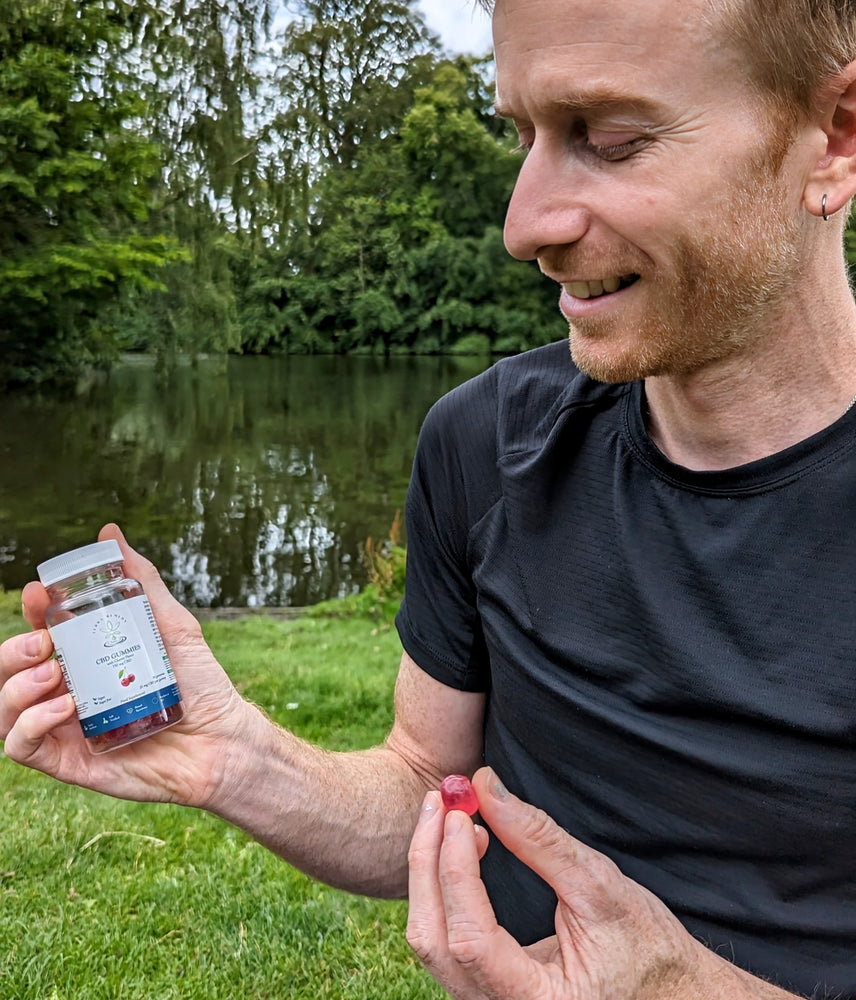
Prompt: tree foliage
<box><xmin>238</xmin><ymin>52</ymin><xmax>562</xmax><ymax>357</ymax></box>
<box><xmin>0</xmin><ymin>0</ymin><xmax>184</xmax><ymax>387</ymax></box>
<box><xmin>1</xmin><ymin>0</ymin><xmax>566</xmax><ymax>389</ymax></box>
<box><xmin>276</xmin><ymin>0</ymin><xmax>437</xmax><ymax>172</ymax></box>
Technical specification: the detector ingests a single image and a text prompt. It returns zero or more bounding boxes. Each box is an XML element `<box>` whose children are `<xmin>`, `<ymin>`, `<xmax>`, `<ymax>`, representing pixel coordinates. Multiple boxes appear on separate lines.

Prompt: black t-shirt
<box><xmin>396</xmin><ymin>341</ymin><xmax>856</xmax><ymax>998</ymax></box>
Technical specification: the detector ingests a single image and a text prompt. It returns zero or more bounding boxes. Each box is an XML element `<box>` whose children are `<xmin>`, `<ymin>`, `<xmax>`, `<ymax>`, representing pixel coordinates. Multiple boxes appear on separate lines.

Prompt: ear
<box><xmin>804</xmin><ymin>61</ymin><xmax>856</xmax><ymax>220</ymax></box>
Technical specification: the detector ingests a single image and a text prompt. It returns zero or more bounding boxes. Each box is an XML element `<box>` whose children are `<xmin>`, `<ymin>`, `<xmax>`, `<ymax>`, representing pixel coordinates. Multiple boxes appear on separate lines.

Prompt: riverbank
<box><xmin>0</xmin><ymin>589</ymin><xmax>313</xmax><ymax>633</ymax></box>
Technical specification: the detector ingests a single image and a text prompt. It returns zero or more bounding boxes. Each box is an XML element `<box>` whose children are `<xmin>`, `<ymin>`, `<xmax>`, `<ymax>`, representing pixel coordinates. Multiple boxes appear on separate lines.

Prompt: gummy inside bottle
<box><xmin>88</xmin><ymin>701</ymin><xmax>184</xmax><ymax>754</ymax></box>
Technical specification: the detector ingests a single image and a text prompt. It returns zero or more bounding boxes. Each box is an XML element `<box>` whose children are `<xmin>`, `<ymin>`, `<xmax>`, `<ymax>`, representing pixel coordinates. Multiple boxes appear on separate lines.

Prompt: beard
<box><xmin>564</xmin><ymin>167</ymin><xmax>803</xmax><ymax>384</ymax></box>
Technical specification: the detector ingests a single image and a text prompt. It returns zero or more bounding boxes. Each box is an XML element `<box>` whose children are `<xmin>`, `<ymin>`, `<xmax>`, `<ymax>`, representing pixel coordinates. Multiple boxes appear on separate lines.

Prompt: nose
<box><xmin>503</xmin><ymin>142</ymin><xmax>591</xmax><ymax>262</ymax></box>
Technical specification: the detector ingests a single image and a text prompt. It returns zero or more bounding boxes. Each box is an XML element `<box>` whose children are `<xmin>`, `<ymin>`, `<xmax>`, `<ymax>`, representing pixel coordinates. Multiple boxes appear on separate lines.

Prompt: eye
<box><xmin>584</xmin><ymin>138</ymin><xmax>641</xmax><ymax>161</ymax></box>
<box><xmin>582</xmin><ymin>126</ymin><xmax>648</xmax><ymax>162</ymax></box>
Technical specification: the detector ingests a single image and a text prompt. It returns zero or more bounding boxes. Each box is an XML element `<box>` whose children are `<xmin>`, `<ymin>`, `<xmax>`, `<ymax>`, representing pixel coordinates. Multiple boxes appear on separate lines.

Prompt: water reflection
<box><xmin>0</xmin><ymin>354</ymin><xmax>489</xmax><ymax>606</ymax></box>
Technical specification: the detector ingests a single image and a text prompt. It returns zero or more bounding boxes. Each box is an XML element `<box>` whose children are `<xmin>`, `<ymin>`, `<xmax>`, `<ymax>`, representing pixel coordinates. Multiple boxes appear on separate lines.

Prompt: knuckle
<box><xmin>406</xmin><ymin>841</ymin><xmax>429</xmax><ymax>870</ymax></box>
<box><xmin>163</xmin><ymin>612</ymin><xmax>205</xmax><ymax>649</ymax></box>
<box><xmin>405</xmin><ymin>919</ymin><xmax>438</xmax><ymax>965</ymax></box>
<box><xmin>4</xmin><ymin>715</ymin><xmax>34</xmax><ymax>762</ymax></box>
<box><xmin>0</xmin><ymin>668</ymin><xmax>29</xmax><ymax>719</ymax></box>
<box><xmin>446</xmin><ymin>923</ymin><xmax>485</xmax><ymax>969</ymax></box>
<box><xmin>520</xmin><ymin>805</ymin><xmax>567</xmax><ymax>852</ymax></box>
<box><xmin>576</xmin><ymin>848</ymin><xmax>624</xmax><ymax>895</ymax></box>
<box><xmin>0</xmin><ymin>636</ymin><xmax>16</xmax><ymax>681</ymax></box>
<box><xmin>590</xmin><ymin>850</ymin><xmax>623</xmax><ymax>883</ymax></box>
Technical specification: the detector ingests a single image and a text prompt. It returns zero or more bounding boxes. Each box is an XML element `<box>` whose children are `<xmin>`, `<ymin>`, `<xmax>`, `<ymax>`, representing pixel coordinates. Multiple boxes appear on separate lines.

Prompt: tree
<box><xmin>240</xmin><ymin>53</ymin><xmax>563</xmax><ymax>356</ymax></box>
<box><xmin>0</xmin><ymin>0</ymin><xmax>184</xmax><ymax>388</ymax></box>
<box><xmin>1</xmin><ymin>0</ymin><xmax>562</xmax><ymax>379</ymax></box>
<box><xmin>110</xmin><ymin>0</ymin><xmax>277</xmax><ymax>367</ymax></box>
<box><xmin>275</xmin><ymin>0</ymin><xmax>437</xmax><ymax>175</ymax></box>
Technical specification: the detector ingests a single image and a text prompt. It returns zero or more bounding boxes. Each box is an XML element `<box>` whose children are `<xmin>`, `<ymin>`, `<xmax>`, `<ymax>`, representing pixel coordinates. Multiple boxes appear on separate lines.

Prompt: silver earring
<box><xmin>822</xmin><ymin>193</ymin><xmax>830</xmax><ymax>221</ymax></box>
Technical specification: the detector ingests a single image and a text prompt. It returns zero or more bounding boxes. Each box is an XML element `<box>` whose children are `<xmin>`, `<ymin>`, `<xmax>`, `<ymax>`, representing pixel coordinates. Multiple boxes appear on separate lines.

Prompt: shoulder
<box><xmin>423</xmin><ymin>341</ymin><xmax>577</xmax><ymax>433</ymax></box>
<box><xmin>421</xmin><ymin>340</ymin><xmax>623</xmax><ymax>460</ymax></box>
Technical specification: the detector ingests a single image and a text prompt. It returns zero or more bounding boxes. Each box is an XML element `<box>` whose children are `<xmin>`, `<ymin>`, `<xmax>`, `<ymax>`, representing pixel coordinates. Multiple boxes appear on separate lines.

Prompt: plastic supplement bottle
<box><xmin>37</xmin><ymin>540</ymin><xmax>184</xmax><ymax>753</ymax></box>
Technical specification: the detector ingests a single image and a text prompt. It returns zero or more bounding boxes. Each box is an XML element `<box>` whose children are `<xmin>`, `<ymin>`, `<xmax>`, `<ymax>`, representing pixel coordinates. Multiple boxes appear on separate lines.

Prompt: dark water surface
<box><xmin>0</xmin><ymin>354</ymin><xmax>490</xmax><ymax>606</ymax></box>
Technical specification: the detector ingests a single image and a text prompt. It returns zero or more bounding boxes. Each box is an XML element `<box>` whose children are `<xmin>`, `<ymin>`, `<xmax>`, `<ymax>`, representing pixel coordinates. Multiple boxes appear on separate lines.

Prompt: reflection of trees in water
<box><xmin>0</xmin><ymin>355</ymin><xmax>487</xmax><ymax>605</ymax></box>
<box><xmin>167</xmin><ymin>448</ymin><xmax>344</xmax><ymax>606</ymax></box>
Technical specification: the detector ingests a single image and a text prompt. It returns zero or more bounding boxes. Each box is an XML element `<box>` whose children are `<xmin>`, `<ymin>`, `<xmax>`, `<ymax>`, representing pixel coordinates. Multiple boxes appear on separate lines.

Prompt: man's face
<box><xmin>493</xmin><ymin>0</ymin><xmax>808</xmax><ymax>383</ymax></box>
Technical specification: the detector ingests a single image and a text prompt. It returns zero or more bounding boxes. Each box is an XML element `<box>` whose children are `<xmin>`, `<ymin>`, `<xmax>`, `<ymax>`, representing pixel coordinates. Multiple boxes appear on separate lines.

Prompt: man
<box><xmin>2</xmin><ymin>0</ymin><xmax>856</xmax><ymax>997</ymax></box>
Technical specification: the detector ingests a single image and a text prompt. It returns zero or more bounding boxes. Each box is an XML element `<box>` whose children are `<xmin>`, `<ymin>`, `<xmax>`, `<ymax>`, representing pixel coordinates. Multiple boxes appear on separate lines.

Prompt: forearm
<box><xmin>206</xmin><ymin>699</ymin><xmax>434</xmax><ymax>897</ymax></box>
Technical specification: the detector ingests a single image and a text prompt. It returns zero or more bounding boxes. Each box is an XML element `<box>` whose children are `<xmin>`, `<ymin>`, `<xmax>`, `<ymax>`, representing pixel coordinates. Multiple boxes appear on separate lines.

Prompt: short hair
<box><xmin>714</xmin><ymin>0</ymin><xmax>856</xmax><ymax>121</ymax></box>
<box><xmin>478</xmin><ymin>0</ymin><xmax>856</xmax><ymax>122</ymax></box>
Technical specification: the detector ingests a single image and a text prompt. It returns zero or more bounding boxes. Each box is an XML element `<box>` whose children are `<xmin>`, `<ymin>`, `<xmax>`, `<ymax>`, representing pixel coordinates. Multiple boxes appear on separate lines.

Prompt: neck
<box><xmin>643</xmin><ymin>270</ymin><xmax>856</xmax><ymax>471</ymax></box>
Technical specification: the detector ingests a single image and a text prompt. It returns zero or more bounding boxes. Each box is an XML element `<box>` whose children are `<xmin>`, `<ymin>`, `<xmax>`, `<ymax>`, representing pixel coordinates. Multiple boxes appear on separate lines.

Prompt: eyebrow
<box><xmin>493</xmin><ymin>87</ymin><xmax>664</xmax><ymax>121</ymax></box>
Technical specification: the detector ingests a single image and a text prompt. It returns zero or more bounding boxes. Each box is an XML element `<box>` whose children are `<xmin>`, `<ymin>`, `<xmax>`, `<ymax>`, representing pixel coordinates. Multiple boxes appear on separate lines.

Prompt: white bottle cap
<box><xmin>37</xmin><ymin>540</ymin><xmax>124</xmax><ymax>587</ymax></box>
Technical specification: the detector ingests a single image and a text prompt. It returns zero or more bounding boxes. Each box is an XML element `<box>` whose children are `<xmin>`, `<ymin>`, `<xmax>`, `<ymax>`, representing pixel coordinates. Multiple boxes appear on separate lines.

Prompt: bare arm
<box><xmin>0</xmin><ymin>524</ymin><xmax>485</xmax><ymax>898</ymax></box>
<box><xmin>207</xmin><ymin>652</ymin><xmax>486</xmax><ymax>896</ymax></box>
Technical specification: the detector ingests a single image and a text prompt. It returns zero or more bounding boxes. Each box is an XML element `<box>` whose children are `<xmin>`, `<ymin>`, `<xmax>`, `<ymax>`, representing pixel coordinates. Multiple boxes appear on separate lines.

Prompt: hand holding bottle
<box><xmin>0</xmin><ymin>523</ymin><xmax>261</xmax><ymax>810</ymax></box>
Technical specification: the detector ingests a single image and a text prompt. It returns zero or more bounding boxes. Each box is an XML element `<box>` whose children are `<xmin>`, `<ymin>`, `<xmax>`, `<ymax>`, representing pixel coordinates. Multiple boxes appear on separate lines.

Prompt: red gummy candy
<box><xmin>440</xmin><ymin>774</ymin><xmax>479</xmax><ymax>816</ymax></box>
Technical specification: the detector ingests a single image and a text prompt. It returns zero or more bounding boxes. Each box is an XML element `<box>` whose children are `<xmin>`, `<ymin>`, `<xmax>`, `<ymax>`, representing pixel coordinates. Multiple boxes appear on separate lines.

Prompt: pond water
<box><xmin>0</xmin><ymin>354</ymin><xmax>491</xmax><ymax>607</ymax></box>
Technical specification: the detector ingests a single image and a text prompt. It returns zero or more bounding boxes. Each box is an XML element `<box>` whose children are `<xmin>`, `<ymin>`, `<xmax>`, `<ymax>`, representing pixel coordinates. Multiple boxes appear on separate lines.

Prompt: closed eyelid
<box><xmin>586</xmin><ymin>125</ymin><xmax>648</xmax><ymax>145</ymax></box>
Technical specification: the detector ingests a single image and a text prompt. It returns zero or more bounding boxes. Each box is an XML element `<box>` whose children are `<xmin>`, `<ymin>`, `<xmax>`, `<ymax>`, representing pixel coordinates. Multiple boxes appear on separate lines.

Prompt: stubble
<box><xmin>567</xmin><ymin>151</ymin><xmax>803</xmax><ymax>384</ymax></box>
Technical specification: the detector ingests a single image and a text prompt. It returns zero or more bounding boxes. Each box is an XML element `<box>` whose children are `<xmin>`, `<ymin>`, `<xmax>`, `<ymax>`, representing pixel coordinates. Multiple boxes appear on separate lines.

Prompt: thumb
<box><xmin>97</xmin><ymin>524</ymin><xmax>196</xmax><ymax>632</ymax></box>
<box><xmin>472</xmin><ymin>767</ymin><xmax>615</xmax><ymax>905</ymax></box>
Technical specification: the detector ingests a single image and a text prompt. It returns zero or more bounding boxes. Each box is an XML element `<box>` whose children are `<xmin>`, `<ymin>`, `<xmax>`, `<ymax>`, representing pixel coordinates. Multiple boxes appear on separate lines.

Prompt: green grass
<box><xmin>0</xmin><ymin>591</ymin><xmax>446</xmax><ymax>1000</ymax></box>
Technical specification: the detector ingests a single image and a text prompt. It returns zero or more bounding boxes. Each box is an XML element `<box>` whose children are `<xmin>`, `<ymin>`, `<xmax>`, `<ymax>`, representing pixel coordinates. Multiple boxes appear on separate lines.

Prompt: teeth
<box><xmin>565</xmin><ymin>275</ymin><xmax>631</xmax><ymax>299</ymax></box>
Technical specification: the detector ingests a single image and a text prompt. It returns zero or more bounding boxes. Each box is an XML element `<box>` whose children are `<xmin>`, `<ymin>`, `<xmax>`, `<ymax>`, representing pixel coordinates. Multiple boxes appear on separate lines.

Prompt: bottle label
<box><xmin>49</xmin><ymin>595</ymin><xmax>181</xmax><ymax>738</ymax></box>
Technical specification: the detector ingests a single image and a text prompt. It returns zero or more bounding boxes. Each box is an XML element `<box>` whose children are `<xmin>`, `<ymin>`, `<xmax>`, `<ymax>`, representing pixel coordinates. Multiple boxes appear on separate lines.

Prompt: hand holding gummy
<box><xmin>439</xmin><ymin>774</ymin><xmax>479</xmax><ymax>816</ymax></box>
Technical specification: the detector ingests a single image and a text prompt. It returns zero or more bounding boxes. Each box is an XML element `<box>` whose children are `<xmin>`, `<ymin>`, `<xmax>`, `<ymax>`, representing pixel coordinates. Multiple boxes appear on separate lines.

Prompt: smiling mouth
<box><xmin>564</xmin><ymin>274</ymin><xmax>639</xmax><ymax>300</ymax></box>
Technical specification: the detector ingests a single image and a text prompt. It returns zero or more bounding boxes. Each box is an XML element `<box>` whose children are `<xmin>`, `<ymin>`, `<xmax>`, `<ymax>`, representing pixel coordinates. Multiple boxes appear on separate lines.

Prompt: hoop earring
<box><xmin>822</xmin><ymin>193</ymin><xmax>830</xmax><ymax>221</ymax></box>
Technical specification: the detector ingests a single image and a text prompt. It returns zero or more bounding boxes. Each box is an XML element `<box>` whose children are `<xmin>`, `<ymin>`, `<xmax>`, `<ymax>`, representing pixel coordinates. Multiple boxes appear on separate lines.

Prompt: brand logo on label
<box><xmin>91</xmin><ymin>613</ymin><xmax>128</xmax><ymax>648</ymax></box>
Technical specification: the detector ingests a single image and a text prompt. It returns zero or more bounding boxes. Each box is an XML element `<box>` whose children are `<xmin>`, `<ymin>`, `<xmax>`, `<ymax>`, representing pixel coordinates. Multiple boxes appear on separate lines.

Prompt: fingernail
<box><xmin>32</xmin><ymin>658</ymin><xmax>56</xmax><ymax>682</ymax></box>
<box><xmin>487</xmin><ymin>768</ymin><xmax>509</xmax><ymax>801</ymax></box>
<box><xmin>24</xmin><ymin>631</ymin><xmax>46</xmax><ymax>658</ymax></box>
<box><xmin>444</xmin><ymin>809</ymin><xmax>467</xmax><ymax>837</ymax></box>
<box><xmin>419</xmin><ymin>791</ymin><xmax>440</xmax><ymax>824</ymax></box>
<box><xmin>49</xmin><ymin>694</ymin><xmax>75</xmax><ymax>717</ymax></box>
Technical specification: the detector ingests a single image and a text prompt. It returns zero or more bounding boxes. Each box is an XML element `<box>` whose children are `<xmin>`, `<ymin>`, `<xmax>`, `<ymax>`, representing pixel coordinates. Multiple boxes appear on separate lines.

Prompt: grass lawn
<box><xmin>0</xmin><ymin>590</ymin><xmax>446</xmax><ymax>1000</ymax></box>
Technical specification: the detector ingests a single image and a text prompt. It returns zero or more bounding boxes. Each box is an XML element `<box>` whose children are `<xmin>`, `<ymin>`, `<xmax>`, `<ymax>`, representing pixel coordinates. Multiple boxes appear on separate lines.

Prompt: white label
<box><xmin>49</xmin><ymin>596</ymin><xmax>176</xmax><ymax>727</ymax></box>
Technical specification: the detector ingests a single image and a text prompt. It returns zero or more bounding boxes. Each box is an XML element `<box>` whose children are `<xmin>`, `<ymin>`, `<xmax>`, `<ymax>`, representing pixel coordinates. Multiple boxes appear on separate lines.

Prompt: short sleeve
<box><xmin>394</xmin><ymin>368</ymin><xmax>500</xmax><ymax>693</ymax></box>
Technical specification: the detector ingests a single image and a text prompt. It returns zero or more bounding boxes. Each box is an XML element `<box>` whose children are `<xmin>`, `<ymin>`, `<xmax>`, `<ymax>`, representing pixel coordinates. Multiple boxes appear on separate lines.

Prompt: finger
<box><xmin>439</xmin><ymin>809</ymin><xmax>498</xmax><ymax>949</ymax></box>
<box><xmin>0</xmin><ymin>646</ymin><xmax>63</xmax><ymax>731</ymax></box>
<box><xmin>97</xmin><ymin>524</ymin><xmax>201</xmax><ymax>635</ymax></box>
<box><xmin>21</xmin><ymin>581</ymin><xmax>50</xmax><ymax>630</ymax></box>
<box><xmin>408</xmin><ymin>792</ymin><xmax>490</xmax><ymax>1000</ymax></box>
<box><xmin>439</xmin><ymin>809</ymin><xmax>553</xmax><ymax>999</ymax></box>
<box><xmin>407</xmin><ymin>791</ymin><xmax>450</xmax><ymax>963</ymax></box>
<box><xmin>473</xmin><ymin>823</ymin><xmax>489</xmax><ymax>860</ymax></box>
<box><xmin>98</xmin><ymin>523</ymin><xmax>172</xmax><ymax>602</ymax></box>
<box><xmin>3</xmin><ymin>693</ymin><xmax>77</xmax><ymax>767</ymax></box>
<box><xmin>472</xmin><ymin>767</ymin><xmax>621</xmax><ymax>910</ymax></box>
<box><xmin>0</xmin><ymin>628</ymin><xmax>54</xmax><ymax>686</ymax></box>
